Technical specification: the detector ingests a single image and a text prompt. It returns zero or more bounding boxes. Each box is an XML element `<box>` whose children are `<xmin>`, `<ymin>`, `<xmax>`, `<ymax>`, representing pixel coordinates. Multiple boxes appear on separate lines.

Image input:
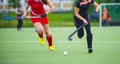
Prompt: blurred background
<box><xmin>0</xmin><ymin>0</ymin><xmax>120</xmax><ymax>28</ymax></box>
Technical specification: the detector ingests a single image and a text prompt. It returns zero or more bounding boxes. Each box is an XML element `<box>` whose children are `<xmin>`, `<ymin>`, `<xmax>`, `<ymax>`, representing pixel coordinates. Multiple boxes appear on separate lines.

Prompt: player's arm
<box><xmin>74</xmin><ymin>7</ymin><xmax>88</xmax><ymax>25</ymax></box>
<box><xmin>93</xmin><ymin>1</ymin><xmax>99</xmax><ymax>12</ymax></box>
<box><xmin>46</xmin><ymin>0</ymin><xmax>55</xmax><ymax>14</ymax></box>
<box><xmin>21</xmin><ymin>3</ymin><xmax>30</xmax><ymax>19</ymax></box>
<box><xmin>23</xmin><ymin>3</ymin><xmax>30</xmax><ymax>16</ymax></box>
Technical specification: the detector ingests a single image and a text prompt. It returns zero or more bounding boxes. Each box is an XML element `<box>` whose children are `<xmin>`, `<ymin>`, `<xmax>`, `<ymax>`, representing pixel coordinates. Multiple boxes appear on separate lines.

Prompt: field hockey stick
<box><xmin>68</xmin><ymin>24</ymin><xmax>84</xmax><ymax>41</ymax></box>
<box><xmin>17</xmin><ymin>16</ymin><xmax>41</xmax><ymax>19</ymax></box>
<box><xmin>17</xmin><ymin>13</ymin><xmax>47</xmax><ymax>19</ymax></box>
<box><xmin>26</xmin><ymin>14</ymin><xmax>46</xmax><ymax>18</ymax></box>
<box><xmin>26</xmin><ymin>15</ymin><xmax>42</xmax><ymax>18</ymax></box>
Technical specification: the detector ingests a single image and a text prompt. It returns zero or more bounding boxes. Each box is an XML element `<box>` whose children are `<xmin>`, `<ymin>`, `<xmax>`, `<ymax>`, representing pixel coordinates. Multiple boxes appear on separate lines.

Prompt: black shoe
<box><xmin>88</xmin><ymin>49</ymin><xmax>93</xmax><ymax>53</ymax></box>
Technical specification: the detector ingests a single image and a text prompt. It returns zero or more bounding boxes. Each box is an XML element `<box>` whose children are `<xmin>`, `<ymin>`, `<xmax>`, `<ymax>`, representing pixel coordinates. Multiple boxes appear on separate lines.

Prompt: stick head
<box><xmin>68</xmin><ymin>37</ymin><xmax>72</xmax><ymax>41</ymax></box>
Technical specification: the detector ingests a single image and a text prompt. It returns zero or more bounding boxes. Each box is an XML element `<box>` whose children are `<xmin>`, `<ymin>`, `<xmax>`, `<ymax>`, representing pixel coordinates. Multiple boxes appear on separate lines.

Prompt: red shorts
<box><xmin>30</xmin><ymin>13</ymin><xmax>48</xmax><ymax>24</ymax></box>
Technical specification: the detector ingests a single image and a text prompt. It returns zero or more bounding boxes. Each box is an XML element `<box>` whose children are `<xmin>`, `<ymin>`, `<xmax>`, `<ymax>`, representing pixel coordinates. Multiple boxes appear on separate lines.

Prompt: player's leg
<box><xmin>38</xmin><ymin>32</ymin><xmax>45</xmax><ymax>45</ymax></box>
<box><xmin>19</xmin><ymin>19</ymin><xmax>23</xmax><ymax>30</ymax></box>
<box><xmin>84</xmin><ymin>23</ymin><xmax>93</xmax><ymax>53</ymax></box>
<box><xmin>105</xmin><ymin>20</ymin><xmax>110</xmax><ymax>26</ymax></box>
<box><xmin>77</xmin><ymin>25</ymin><xmax>84</xmax><ymax>39</ymax></box>
<box><xmin>17</xmin><ymin>19</ymin><xmax>21</xmax><ymax>30</ymax></box>
<box><xmin>43</xmin><ymin>24</ymin><xmax>55</xmax><ymax>51</ymax></box>
<box><xmin>74</xmin><ymin>19</ymin><xmax>84</xmax><ymax>39</ymax></box>
<box><xmin>17</xmin><ymin>20</ymin><xmax>19</xmax><ymax>30</ymax></box>
<box><xmin>34</xmin><ymin>22</ymin><xmax>45</xmax><ymax>45</ymax></box>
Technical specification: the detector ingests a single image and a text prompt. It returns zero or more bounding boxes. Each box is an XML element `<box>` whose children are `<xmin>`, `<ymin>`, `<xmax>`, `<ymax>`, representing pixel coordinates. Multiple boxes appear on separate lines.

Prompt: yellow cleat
<box><xmin>49</xmin><ymin>45</ymin><xmax>55</xmax><ymax>51</ymax></box>
<box><xmin>39</xmin><ymin>38</ymin><xmax>45</xmax><ymax>45</ymax></box>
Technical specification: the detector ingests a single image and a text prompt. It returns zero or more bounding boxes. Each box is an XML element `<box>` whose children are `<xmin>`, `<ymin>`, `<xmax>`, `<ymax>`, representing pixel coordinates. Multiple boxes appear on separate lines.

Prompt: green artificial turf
<box><xmin>0</xmin><ymin>27</ymin><xmax>120</xmax><ymax>64</ymax></box>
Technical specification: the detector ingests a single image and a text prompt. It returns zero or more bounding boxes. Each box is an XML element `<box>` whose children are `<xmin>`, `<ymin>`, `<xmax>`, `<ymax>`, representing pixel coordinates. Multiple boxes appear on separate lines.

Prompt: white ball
<box><xmin>63</xmin><ymin>51</ymin><xmax>68</xmax><ymax>56</ymax></box>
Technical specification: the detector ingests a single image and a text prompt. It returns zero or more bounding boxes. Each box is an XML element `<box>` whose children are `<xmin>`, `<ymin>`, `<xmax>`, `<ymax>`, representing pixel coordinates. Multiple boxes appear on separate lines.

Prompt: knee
<box><xmin>87</xmin><ymin>33</ymin><xmax>92</xmax><ymax>38</ymax></box>
<box><xmin>38</xmin><ymin>27</ymin><xmax>44</xmax><ymax>34</ymax></box>
<box><xmin>77</xmin><ymin>32</ymin><xmax>84</xmax><ymax>39</ymax></box>
<box><xmin>45</xmin><ymin>31</ymin><xmax>51</xmax><ymax>37</ymax></box>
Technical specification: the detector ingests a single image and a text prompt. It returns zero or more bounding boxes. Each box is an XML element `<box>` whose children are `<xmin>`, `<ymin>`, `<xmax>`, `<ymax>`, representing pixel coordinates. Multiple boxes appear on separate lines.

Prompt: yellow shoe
<box><xmin>39</xmin><ymin>38</ymin><xmax>45</xmax><ymax>45</ymax></box>
<box><xmin>49</xmin><ymin>45</ymin><xmax>55</xmax><ymax>51</ymax></box>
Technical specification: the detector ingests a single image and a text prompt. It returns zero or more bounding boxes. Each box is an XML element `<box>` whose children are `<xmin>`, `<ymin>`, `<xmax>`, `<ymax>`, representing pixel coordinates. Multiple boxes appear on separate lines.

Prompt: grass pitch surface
<box><xmin>0</xmin><ymin>27</ymin><xmax>120</xmax><ymax>64</ymax></box>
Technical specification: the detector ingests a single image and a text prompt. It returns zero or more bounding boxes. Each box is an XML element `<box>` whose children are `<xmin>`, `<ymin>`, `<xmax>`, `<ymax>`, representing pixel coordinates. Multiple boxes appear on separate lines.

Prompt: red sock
<box><xmin>38</xmin><ymin>32</ymin><xmax>43</xmax><ymax>38</ymax></box>
<box><xmin>46</xmin><ymin>35</ymin><xmax>53</xmax><ymax>46</ymax></box>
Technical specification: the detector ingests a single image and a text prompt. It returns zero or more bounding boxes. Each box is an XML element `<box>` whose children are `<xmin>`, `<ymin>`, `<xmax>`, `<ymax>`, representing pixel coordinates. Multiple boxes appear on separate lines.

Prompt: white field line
<box><xmin>0</xmin><ymin>40</ymin><xmax>120</xmax><ymax>43</ymax></box>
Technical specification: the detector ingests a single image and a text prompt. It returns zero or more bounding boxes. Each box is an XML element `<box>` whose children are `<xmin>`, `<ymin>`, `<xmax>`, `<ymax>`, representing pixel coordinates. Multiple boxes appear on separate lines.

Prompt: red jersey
<box><xmin>27</xmin><ymin>0</ymin><xmax>46</xmax><ymax>15</ymax></box>
<box><xmin>27</xmin><ymin>0</ymin><xmax>48</xmax><ymax>24</ymax></box>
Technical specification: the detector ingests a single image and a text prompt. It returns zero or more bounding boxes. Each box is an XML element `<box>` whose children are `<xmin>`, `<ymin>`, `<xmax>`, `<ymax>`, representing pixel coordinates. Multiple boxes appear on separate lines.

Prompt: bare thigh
<box><xmin>34</xmin><ymin>22</ymin><xmax>44</xmax><ymax>34</ymax></box>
